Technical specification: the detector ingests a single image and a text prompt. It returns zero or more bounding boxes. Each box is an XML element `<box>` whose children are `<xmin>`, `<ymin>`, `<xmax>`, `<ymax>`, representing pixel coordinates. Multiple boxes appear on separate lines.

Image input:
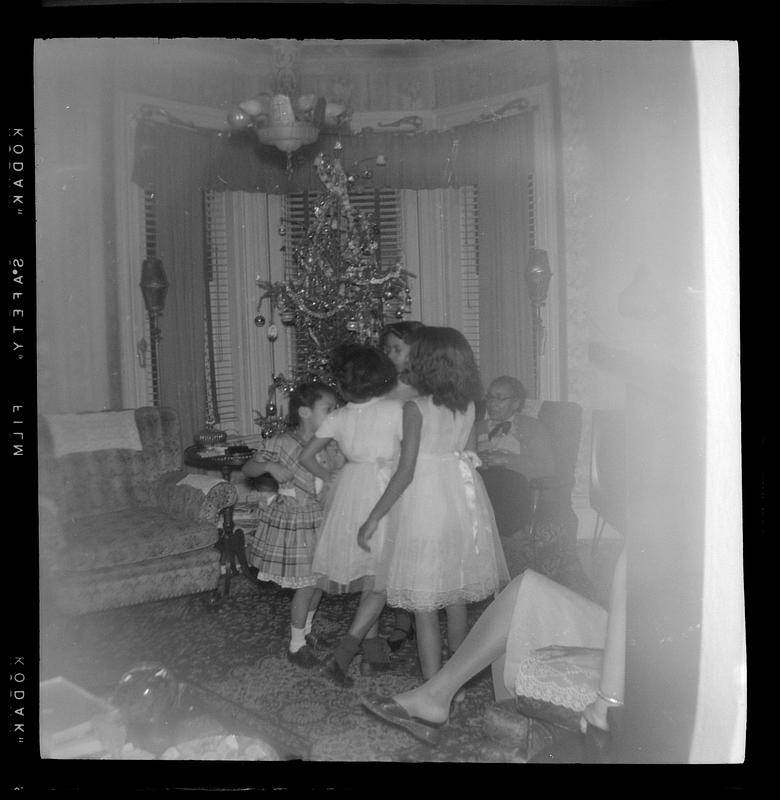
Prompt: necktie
<box><xmin>488</xmin><ymin>420</ymin><xmax>512</xmax><ymax>440</ymax></box>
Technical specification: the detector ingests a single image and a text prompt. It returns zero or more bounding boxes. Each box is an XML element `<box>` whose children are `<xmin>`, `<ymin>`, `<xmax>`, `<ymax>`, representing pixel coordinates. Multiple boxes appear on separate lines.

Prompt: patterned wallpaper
<box><xmin>555</xmin><ymin>42</ymin><xmax>596</xmax><ymax>506</ymax></box>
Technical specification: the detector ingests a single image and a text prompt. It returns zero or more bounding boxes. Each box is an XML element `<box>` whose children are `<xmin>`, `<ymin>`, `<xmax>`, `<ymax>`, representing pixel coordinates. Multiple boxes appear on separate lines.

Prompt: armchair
<box><xmin>496</xmin><ymin>401</ymin><xmax>592</xmax><ymax>597</ymax></box>
<box><xmin>38</xmin><ymin>407</ymin><xmax>238</xmax><ymax>615</ymax></box>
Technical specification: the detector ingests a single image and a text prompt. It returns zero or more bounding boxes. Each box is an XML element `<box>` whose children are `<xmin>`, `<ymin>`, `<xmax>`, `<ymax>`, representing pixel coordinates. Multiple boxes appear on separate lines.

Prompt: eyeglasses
<box><xmin>485</xmin><ymin>394</ymin><xmax>517</xmax><ymax>403</ymax></box>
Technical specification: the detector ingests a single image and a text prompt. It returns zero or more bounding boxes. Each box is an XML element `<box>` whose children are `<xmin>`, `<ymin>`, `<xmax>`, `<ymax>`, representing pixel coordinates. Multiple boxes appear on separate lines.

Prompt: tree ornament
<box><xmin>254</xmin><ymin>314</ymin><xmax>266</xmax><ymax>327</ymax></box>
<box><xmin>227</xmin><ymin>107</ymin><xmax>252</xmax><ymax>130</ymax></box>
<box><xmin>266</xmin><ymin>323</ymin><xmax>279</xmax><ymax>342</ymax></box>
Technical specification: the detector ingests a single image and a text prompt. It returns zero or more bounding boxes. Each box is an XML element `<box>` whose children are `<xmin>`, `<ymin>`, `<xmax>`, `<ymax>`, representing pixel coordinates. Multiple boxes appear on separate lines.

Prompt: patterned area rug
<box><xmin>41</xmin><ymin>577</ymin><xmax>529</xmax><ymax>763</ymax></box>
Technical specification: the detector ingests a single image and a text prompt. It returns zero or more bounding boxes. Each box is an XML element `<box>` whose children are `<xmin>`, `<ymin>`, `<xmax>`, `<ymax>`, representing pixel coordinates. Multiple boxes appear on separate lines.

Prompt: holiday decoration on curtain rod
<box><xmin>257</xmin><ymin>145</ymin><xmax>415</xmax><ymax>391</ymax></box>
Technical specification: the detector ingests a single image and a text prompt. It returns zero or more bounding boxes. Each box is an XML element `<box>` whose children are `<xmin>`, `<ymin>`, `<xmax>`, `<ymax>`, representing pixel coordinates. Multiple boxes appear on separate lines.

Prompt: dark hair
<box><xmin>246</xmin><ymin>472</ymin><xmax>280</xmax><ymax>494</ymax></box>
<box><xmin>379</xmin><ymin>321</ymin><xmax>425</xmax><ymax>348</ymax></box>
<box><xmin>330</xmin><ymin>343</ymin><xmax>397</xmax><ymax>401</ymax></box>
<box><xmin>490</xmin><ymin>376</ymin><xmax>528</xmax><ymax>409</ymax></box>
<box><xmin>407</xmin><ymin>326</ymin><xmax>483</xmax><ymax>413</ymax></box>
<box><xmin>380</xmin><ymin>321</ymin><xmax>425</xmax><ymax>383</ymax></box>
<box><xmin>288</xmin><ymin>381</ymin><xmax>336</xmax><ymax>428</ymax></box>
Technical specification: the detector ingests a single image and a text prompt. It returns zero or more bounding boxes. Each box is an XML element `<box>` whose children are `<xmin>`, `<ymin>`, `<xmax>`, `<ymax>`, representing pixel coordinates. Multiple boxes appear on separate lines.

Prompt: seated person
<box><xmin>476</xmin><ymin>376</ymin><xmax>554</xmax><ymax>536</ymax></box>
<box><xmin>361</xmin><ymin>546</ymin><xmax>627</xmax><ymax>759</ymax></box>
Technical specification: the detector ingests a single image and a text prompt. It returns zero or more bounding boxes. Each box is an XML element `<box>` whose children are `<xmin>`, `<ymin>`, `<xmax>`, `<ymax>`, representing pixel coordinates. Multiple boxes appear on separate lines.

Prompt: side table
<box><xmin>183</xmin><ymin>446</ymin><xmax>258</xmax><ymax>599</ymax></box>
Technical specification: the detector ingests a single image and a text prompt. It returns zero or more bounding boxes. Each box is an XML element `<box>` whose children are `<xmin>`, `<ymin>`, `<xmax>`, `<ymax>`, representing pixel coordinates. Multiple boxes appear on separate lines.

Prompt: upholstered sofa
<box><xmin>38</xmin><ymin>407</ymin><xmax>237</xmax><ymax>615</ymax></box>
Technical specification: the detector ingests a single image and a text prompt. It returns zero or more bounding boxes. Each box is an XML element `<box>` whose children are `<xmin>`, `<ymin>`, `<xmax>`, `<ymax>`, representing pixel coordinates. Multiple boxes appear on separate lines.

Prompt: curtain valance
<box><xmin>132</xmin><ymin>112</ymin><xmax>532</xmax><ymax>194</ymax></box>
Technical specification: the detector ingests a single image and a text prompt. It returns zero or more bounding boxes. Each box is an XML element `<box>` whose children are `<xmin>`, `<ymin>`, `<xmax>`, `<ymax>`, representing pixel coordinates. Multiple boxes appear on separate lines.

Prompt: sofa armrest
<box><xmin>155</xmin><ymin>470</ymin><xmax>238</xmax><ymax>524</ymax></box>
<box><xmin>39</xmin><ymin>495</ymin><xmax>67</xmax><ymax>574</ymax></box>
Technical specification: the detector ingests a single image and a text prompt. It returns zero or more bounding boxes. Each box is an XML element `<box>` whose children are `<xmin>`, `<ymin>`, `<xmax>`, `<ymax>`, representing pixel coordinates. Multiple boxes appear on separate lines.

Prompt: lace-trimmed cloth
<box><xmin>504</xmin><ymin>570</ymin><xmax>608</xmax><ymax>711</ymax></box>
<box><xmin>45</xmin><ymin>410</ymin><xmax>143</xmax><ymax>458</ymax></box>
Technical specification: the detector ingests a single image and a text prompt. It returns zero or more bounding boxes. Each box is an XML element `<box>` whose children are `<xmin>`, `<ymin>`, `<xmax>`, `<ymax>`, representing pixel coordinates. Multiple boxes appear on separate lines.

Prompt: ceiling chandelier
<box><xmin>226</xmin><ymin>39</ymin><xmax>348</xmax><ymax>159</ymax></box>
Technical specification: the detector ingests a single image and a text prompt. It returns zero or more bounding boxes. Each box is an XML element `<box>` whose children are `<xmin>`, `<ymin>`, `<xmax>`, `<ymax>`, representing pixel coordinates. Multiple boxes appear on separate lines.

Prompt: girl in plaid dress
<box><xmin>242</xmin><ymin>382</ymin><xmax>343</xmax><ymax>670</ymax></box>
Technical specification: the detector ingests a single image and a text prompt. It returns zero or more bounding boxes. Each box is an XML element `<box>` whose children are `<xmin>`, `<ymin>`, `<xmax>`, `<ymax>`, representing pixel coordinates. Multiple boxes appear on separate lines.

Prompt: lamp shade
<box><xmin>255</xmin><ymin>121</ymin><xmax>320</xmax><ymax>153</ymax></box>
<box><xmin>140</xmin><ymin>258</ymin><xmax>169</xmax><ymax>314</ymax></box>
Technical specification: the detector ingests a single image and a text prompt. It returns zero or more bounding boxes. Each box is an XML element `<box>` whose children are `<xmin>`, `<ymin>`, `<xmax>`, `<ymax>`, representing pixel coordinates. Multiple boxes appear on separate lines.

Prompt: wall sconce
<box><xmin>526</xmin><ymin>248</ymin><xmax>552</xmax><ymax>398</ymax></box>
<box><xmin>140</xmin><ymin>257</ymin><xmax>169</xmax><ymax>343</ymax></box>
<box><xmin>526</xmin><ymin>248</ymin><xmax>552</xmax><ymax>307</ymax></box>
<box><xmin>139</xmin><ymin>257</ymin><xmax>169</xmax><ymax>406</ymax></box>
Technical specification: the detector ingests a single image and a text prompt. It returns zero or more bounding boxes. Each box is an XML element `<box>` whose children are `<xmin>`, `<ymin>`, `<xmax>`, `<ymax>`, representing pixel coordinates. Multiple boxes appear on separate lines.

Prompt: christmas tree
<box><xmin>258</xmin><ymin>147</ymin><xmax>413</xmax><ymax>388</ymax></box>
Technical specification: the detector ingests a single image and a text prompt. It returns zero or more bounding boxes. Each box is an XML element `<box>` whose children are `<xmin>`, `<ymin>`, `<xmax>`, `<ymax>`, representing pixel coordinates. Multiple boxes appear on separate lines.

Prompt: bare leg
<box><xmin>445</xmin><ymin>603</ymin><xmax>468</xmax><ymax>653</ymax></box>
<box><xmin>415</xmin><ymin>610</ymin><xmax>442</xmax><ymax>680</ymax></box>
<box><xmin>308</xmin><ymin>588</ymin><xmax>323</xmax><ymax>614</ymax></box>
<box><xmin>291</xmin><ymin>586</ymin><xmax>318</xmax><ymax>629</ymax></box>
<box><xmin>391</xmin><ymin>572</ymin><xmax>527</xmax><ymax>723</ymax></box>
<box><xmin>347</xmin><ymin>590</ymin><xmax>387</xmax><ymax>640</ymax></box>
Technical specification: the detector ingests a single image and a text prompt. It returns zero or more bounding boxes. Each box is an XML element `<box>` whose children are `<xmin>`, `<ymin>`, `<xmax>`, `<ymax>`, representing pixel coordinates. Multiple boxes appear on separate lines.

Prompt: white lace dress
<box><xmin>310</xmin><ymin>396</ymin><xmax>403</xmax><ymax>593</ymax></box>
<box><xmin>375</xmin><ymin>396</ymin><xmax>510</xmax><ymax>611</ymax></box>
<box><xmin>504</xmin><ymin>570</ymin><xmax>608</xmax><ymax>710</ymax></box>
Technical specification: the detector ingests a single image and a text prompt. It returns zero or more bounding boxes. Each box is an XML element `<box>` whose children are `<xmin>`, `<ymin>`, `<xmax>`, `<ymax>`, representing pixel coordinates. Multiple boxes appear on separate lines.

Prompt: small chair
<box><xmin>589</xmin><ymin>409</ymin><xmax>626</xmax><ymax>557</ymax></box>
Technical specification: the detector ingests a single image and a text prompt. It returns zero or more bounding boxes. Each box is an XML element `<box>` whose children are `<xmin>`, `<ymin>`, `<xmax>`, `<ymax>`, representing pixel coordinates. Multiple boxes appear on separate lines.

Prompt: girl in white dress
<box><xmin>379</xmin><ymin>321</ymin><xmax>425</xmax><ymax>653</ymax></box>
<box><xmin>299</xmin><ymin>344</ymin><xmax>403</xmax><ymax>685</ymax></box>
<box><xmin>359</xmin><ymin>326</ymin><xmax>510</xmax><ymax>679</ymax></box>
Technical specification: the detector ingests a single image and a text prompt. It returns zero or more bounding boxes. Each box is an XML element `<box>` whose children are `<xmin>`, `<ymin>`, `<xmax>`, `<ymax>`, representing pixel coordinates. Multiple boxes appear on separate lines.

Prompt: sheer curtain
<box><xmin>464</xmin><ymin>116</ymin><xmax>536</xmax><ymax>391</ymax></box>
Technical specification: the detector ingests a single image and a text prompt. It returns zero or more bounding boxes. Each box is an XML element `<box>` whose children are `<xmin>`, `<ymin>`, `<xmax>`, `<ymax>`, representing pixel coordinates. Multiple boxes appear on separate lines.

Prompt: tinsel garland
<box><xmin>257</xmin><ymin>148</ymin><xmax>414</xmax><ymax>388</ymax></box>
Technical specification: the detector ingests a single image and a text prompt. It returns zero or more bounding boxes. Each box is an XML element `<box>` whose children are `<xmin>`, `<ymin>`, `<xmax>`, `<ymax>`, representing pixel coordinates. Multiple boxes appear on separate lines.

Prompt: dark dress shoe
<box><xmin>305</xmin><ymin>633</ymin><xmax>334</xmax><ymax>651</ymax></box>
<box><xmin>287</xmin><ymin>645</ymin><xmax>321</xmax><ymax>670</ymax></box>
<box><xmin>386</xmin><ymin>623</ymin><xmax>415</xmax><ymax>653</ymax></box>
<box><xmin>319</xmin><ymin>654</ymin><xmax>354</xmax><ymax>688</ymax></box>
<box><xmin>360</xmin><ymin>693</ymin><xmax>446</xmax><ymax>746</ymax></box>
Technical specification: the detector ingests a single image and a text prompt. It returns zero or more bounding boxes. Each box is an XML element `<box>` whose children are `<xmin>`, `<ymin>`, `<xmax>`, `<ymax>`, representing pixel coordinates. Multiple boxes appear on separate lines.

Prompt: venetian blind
<box><xmin>203</xmin><ymin>189</ymin><xmax>239</xmax><ymax>431</ymax></box>
<box><xmin>283</xmin><ymin>188</ymin><xmax>403</xmax><ymax>374</ymax></box>
<box><xmin>460</xmin><ymin>185</ymin><xmax>480</xmax><ymax>365</ymax></box>
<box><xmin>142</xmin><ymin>188</ymin><xmax>161</xmax><ymax>406</ymax></box>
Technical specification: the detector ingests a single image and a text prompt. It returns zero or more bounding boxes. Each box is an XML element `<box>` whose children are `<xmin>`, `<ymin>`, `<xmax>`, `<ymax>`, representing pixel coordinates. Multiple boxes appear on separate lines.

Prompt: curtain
<box><xmin>467</xmin><ymin>114</ymin><xmax>536</xmax><ymax>393</ymax></box>
<box><xmin>135</xmin><ymin>123</ymin><xmax>210</xmax><ymax>448</ymax></box>
<box><xmin>133</xmin><ymin>114</ymin><xmax>531</xmax><ymax>194</ymax></box>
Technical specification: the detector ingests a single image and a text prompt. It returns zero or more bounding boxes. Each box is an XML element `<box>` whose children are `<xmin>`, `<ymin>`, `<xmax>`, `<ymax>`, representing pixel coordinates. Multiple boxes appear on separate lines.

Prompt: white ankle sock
<box><xmin>304</xmin><ymin>611</ymin><xmax>316</xmax><ymax>636</ymax></box>
<box><xmin>289</xmin><ymin>626</ymin><xmax>307</xmax><ymax>653</ymax></box>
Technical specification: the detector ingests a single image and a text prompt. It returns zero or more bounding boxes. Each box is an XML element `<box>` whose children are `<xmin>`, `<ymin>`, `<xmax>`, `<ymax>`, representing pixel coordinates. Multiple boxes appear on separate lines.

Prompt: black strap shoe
<box><xmin>318</xmin><ymin>654</ymin><xmax>354</xmax><ymax>688</ymax></box>
<box><xmin>287</xmin><ymin>645</ymin><xmax>321</xmax><ymax>670</ymax></box>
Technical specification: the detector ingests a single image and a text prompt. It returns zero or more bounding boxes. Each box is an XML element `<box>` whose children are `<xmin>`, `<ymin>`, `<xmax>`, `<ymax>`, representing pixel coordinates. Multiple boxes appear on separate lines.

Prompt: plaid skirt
<box><xmin>244</xmin><ymin>498</ymin><xmax>323</xmax><ymax>588</ymax></box>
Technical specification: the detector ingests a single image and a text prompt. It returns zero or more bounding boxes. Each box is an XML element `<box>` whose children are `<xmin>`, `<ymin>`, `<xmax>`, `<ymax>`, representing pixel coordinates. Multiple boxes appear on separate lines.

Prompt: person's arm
<box><xmin>582</xmin><ymin>547</ymin><xmax>627</xmax><ymax>731</ymax></box>
<box><xmin>298</xmin><ymin>436</ymin><xmax>335</xmax><ymax>482</ymax></box>
<box><xmin>465</xmin><ymin>422</ymin><xmax>478</xmax><ymax>453</ymax></box>
<box><xmin>357</xmin><ymin>400</ymin><xmax>422</xmax><ymax>552</ymax></box>
<box><xmin>242</xmin><ymin>453</ymin><xmax>294</xmax><ymax>484</ymax></box>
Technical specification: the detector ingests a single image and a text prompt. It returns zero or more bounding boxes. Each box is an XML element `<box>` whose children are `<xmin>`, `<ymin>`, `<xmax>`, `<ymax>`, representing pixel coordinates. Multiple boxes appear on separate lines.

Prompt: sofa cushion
<box><xmin>53</xmin><ymin>547</ymin><xmax>221</xmax><ymax>615</ymax></box>
<box><xmin>60</xmin><ymin>508</ymin><xmax>219</xmax><ymax>572</ymax></box>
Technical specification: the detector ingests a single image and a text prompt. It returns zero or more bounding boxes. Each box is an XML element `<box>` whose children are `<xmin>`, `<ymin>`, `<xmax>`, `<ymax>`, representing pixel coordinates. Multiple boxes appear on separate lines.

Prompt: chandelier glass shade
<box><xmin>255</xmin><ymin>121</ymin><xmax>320</xmax><ymax>153</ymax></box>
<box><xmin>227</xmin><ymin>92</ymin><xmax>346</xmax><ymax>154</ymax></box>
